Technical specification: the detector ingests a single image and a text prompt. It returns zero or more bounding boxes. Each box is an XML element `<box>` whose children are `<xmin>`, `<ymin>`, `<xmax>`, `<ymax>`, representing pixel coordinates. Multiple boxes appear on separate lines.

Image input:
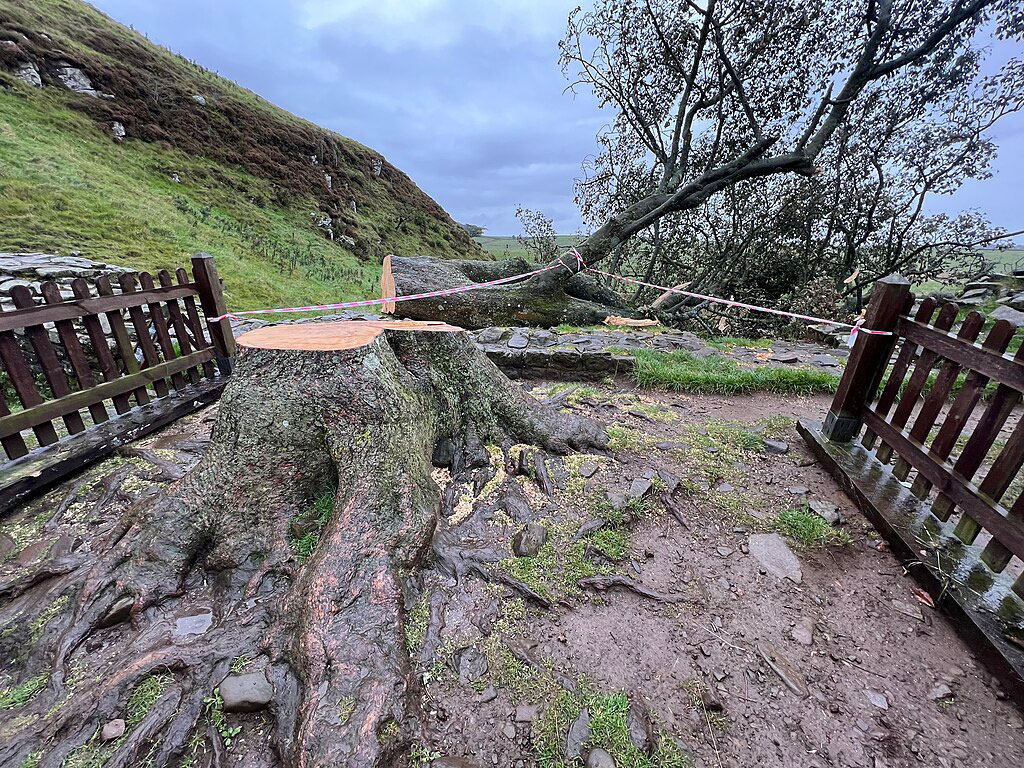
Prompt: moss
<box><xmin>0</xmin><ymin>672</ymin><xmax>48</xmax><ymax>709</ymax></box>
<box><xmin>607</xmin><ymin>424</ymin><xmax>655</xmax><ymax>454</ymax></box>
<box><xmin>404</xmin><ymin>595</ymin><xmax>430</xmax><ymax>654</ymax></box>
<box><xmin>18</xmin><ymin>751</ymin><xmax>43</xmax><ymax>768</ymax></box>
<box><xmin>588</xmin><ymin>528</ymin><xmax>628</xmax><ymax>560</ymax></box>
<box><xmin>29</xmin><ymin>594</ymin><xmax>69</xmax><ymax>642</ymax></box>
<box><xmin>337</xmin><ymin>696</ymin><xmax>356</xmax><ymax>725</ymax></box>
<box><xmin>289</xmin><ymin>487</ymin><xmax>336</xmax><ymax>562</ymax></box>
<box><xmin>127</xmin><ymin>672</ymin><xmax>172</xmax><ymax>727</ymax></box>
<box><xmin>498</xmin><ymin>520</ymin><xmax>610</xmax><ymax>602</ymax></box>
<box><xmin>229</xmin><ymin>654</ymin><xmax>252</xmax><ymax>674</ymax></box>
<box><xmin>379</xmin><ymin>718</ymin><xmax>400</xmax><ymax>742</ymax></box>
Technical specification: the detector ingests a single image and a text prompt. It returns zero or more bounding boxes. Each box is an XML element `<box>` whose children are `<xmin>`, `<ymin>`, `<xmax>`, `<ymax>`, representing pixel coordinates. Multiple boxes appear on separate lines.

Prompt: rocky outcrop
<box><xmin>0</xmin><ymin>253</ymin><xmax>135</xmax><ymax>311</ymax></box>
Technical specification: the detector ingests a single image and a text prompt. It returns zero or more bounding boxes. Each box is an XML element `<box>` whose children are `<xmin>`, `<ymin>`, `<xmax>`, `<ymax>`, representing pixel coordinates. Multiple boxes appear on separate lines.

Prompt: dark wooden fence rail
<box><xmin>800</xmin><ymin>273</ymin><xmax>1024</xmax><ymax>703</ymax></box>
<box><xmin>0</xmin><ymin>253</ymin><xmax>235</xmax><ymax>512</ymax></box>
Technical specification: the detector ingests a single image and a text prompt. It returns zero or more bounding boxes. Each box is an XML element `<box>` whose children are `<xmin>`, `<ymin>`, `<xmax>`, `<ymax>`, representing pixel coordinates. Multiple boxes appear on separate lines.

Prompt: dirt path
<box><xmin>2</xmin><ymin>378</ymin><xmax>1021</xmax><ymax>768</ymax></box>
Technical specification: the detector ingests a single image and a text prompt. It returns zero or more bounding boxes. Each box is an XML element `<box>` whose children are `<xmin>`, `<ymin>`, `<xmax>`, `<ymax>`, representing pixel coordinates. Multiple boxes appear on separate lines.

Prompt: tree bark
<box><xmin>0</xmin><ymin>320</ymin><xmax>606</xmax><ymax>768</ymax></box>
<box><xmin>388</xmin><ymin>255</ymin><xmax>631</xmax><ymax>329</ymax></box>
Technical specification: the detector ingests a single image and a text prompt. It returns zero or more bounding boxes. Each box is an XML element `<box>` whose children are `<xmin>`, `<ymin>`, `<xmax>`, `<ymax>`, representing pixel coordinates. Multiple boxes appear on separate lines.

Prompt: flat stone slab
<box><xmin>748</xmin><ymin>533</ymin><xmax>802</xmax><ymax>583</ymax></box>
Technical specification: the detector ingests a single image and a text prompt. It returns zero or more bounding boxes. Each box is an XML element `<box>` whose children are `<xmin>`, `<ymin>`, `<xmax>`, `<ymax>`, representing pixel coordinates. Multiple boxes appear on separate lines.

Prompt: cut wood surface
<box><xmin>237</xmin><ymin>319</ymin><xmax>463</xmax><ymax>351</ymax></box>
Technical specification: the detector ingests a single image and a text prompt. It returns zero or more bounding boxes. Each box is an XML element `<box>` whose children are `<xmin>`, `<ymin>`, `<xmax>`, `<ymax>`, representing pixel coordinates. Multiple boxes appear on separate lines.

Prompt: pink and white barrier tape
<box><xmin>214</xmin><ymin>243</ymin><xmax>889</xmax><ymax>342</ymax></box>
<box><xmin>212</xmin><ymin>260</ymin><xmax>566</xmax><ymax>322</ymax></box>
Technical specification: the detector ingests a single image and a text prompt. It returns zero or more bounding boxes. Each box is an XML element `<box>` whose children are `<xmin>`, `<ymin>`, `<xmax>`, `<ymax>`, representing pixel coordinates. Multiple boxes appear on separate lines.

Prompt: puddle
<box><xmin>173</xmin><ymin>608</ymin><xmax>213</xmax><ymax>637</ymax></box>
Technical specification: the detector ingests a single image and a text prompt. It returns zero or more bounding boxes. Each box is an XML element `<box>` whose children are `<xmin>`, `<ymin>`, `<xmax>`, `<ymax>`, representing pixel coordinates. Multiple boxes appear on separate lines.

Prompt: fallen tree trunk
<box><xmin>387</xmin><ymin>255</ymin><xmax>631</xmax><ymax>329</ymax></box>
<box><xmin>0</xmin><ymin>320</ymin><xmax>605</xmax><ymax>768</ymax></box>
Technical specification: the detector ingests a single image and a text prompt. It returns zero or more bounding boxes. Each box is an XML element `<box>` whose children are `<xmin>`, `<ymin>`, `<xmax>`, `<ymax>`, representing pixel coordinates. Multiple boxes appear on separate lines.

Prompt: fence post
<box><xmin>822</xmin><ymin>274</ymin><xmax>911</xmax><ymax>441</ymax></box>
<box><xmin>191</xmin><ymin>253</ymin><xmax>236</xmax><ymax>375</ymax></box>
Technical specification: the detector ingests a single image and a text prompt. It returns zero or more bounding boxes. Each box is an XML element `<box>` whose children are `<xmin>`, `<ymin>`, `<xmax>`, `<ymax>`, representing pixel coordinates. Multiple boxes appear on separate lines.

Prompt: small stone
<box><xmin>507</xmin><ymin>334</ymin><xmax>529</xmax><ymax>349</ymax></box>
<box><xmin>628</xmin><ymin>476</ymin><xmax>653</xmax><ymax>499</ymax></box>
<box><xmin>101</xmin><ymin>718</ymin><xmax>125</xmax><ymax>741</ymax></box>
<box><xmin>809</xmin><ymin>354</ymin><xmax>840</xmax><ymax>367</ymax></box>
<box><xmin>787</xmin><ymin>485</ymin><xmax>810</xmax><ymax>495</ymax></box>
<box><xmin>808</xmin><ymin>499</ymin><xmax>842</xmax><ymax>525</ymax></box>
<box><xmin>579</xmin><ymin>462</ymin><xmax>598</xmax><ymax>478</ymax></box>
<box><xmin>770</xmin><ymin>352</ymin><xmax>800</xmax><ymax>363</ymax></box>
<box><xmin>192</xmin><ymin>93</ymin><xmax>207</xmax><ymax>106</ymax></box>
<box><xmin>606</xmin><ymin>490</ymin><xmax>626</xmax><ymax>510</ymax></box>
<box><xmin>892</xmin><ymin>599</ymin><xmax>924</xmax><ymax>622</ymax></box>
<box><xmin>502</xmin><ymin>723</ymin><xmax>516</xmax><ymax>739</ymax></box>
<box><xmin>512</xmin><ymin>522</ymin><xmax>547</xmax><ymax>557</ymax></box>
<box><xmin>476</xmin><ymin>685</ymin><xmax>498</xmax><ymax>703</ymax></box>
<box><xmin>586</xmin><ymin>748</ymin><xmax>617</xmax><ymax>768</ymax></box>
<box><xmin>514</xmin><ymin>704</ymin><xmax>538</xmax><ymax>722</ymax></box>
<box><xmin>716</xmin><ymin>546</ymin><xmax>734</xmax><ymax>557</ymax></box>
<box><xmin>864</xmin><ymin>689</ymin><xmax>889</xmax><ymax>710</ymax></box>
<box><xmin>100</xmin><ymin>595</ymin><xmax>134</xmax><ymax>628</ymax></box>
<box><xmin>110</xmin><ymin>121</ymin><xmax>126</xmax><ymax>142</ymax></box>
<box><xmin>219</xmin><ymin>671</ymin><xmax>273</xmax><ymax>712</ymax></box>
<box><xmin>928</xmin><ymin>682</ymin><xmax>954</xmax><ymax>701</ymax></box>
<box><xmin>456</xmin><ymin>647</ymin><xmax>489</xmax><ymax>683</ymax></box>
<box><xmin>626</xmin><ymin>699</ymin><xmax>655</xmax><ymax>754</ymax></box>
<box><xmin>566</xmin><ymin>709</ymin><xmax>591</xmax><ymax>760</ymax></box>
<box><xmin>791</xmin><ymin>616</ymin><xmax>815</xmax><ymax>646</ymax></box>
<box><xmin>764</xmin><ymin>439</ymin><xmax>789</xmax><ymax>454</ymax></box>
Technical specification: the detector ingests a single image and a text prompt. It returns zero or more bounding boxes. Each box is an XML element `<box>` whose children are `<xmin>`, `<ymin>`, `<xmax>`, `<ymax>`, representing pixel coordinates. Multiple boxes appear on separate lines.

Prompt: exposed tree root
<box><xmin>0</xmin><ymin>324</ymin><xmax>606</xmax><ymax>768</ymax></box>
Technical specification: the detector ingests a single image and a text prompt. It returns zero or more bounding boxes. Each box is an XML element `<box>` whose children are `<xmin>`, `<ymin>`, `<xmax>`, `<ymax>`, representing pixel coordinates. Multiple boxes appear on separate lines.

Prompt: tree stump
<box><xmin>0</xmin><ymin>321</ymin><xmax>606</xmax><ymax>768</ymax></box>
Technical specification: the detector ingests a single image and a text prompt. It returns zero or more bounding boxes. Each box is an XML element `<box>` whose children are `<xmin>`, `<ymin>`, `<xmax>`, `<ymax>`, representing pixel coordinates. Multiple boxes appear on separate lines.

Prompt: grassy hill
<box><xmin>474</xmin><ymin>235</ymin><xmax>580</xmax><ymax>261</ymax></box>
<box><xmin>0</xmin><ymin>0</ymin><xmax>481</xmax><ymax>310</ymax></box>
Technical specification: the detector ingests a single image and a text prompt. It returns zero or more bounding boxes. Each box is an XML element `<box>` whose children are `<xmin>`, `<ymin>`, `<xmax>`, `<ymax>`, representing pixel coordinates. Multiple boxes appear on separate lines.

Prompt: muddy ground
<box><xmin>2</xmin><ymin>374</ymin><xmax>1022</xmax><ymax>768</ymax></box>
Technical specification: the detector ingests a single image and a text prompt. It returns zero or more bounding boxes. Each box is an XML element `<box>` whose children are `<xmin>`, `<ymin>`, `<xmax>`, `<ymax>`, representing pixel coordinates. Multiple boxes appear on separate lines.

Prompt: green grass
<box><xmin>705</xmin><ymin>336</ymin><xmax>774</xmax><ymax>351</ymax></box>
<box><xmin>773</xmin><ymin>505</ymin><xmax>851</xmax><ymax>548</ymax></box>
<box><xmin>624</xmin><ymin>349</ymin><xmax>840</xmax><ymax>395</ymax></box>
<box><xmin>474</xmin><ymin>235</ymin><xmax>579</xmax><ymax>261</ymax></box>
<box><xmin>0</xmin><ymin>0</ymin><xmax>479</xmax><ymax>312</ymax></box>
<box><xmin>534</xmin><ymin>688</ymin><xmax>690</xmax><ymax>768</ymax></box>
<box><xmin>498</xmin><ymin>520</ymin><xmax>610</xmax><ymax>602</ymax></box>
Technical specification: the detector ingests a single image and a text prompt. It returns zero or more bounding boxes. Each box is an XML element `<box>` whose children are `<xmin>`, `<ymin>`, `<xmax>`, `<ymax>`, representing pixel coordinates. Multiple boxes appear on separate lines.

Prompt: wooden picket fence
<box><xmin>0</xmin><ymin>253</ymin><xmax>235</xmax><ymax>511</ymax></box>
<box><xmin>800</xmin><ymin>274</ymin><xmax>1024</xmax><ymax>703</ymax></box>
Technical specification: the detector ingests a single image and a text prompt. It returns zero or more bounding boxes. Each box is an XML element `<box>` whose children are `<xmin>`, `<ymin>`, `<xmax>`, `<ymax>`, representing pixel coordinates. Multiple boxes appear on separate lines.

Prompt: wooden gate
<box><xmin>0</xmin><ymin>253</ymin><xmax>235</xmax><ymax>512</ymax></box>
<box><xmin>800</xmin><ymin>274</ymin><xmax>1024</xmax><ymax>703</ymax></box>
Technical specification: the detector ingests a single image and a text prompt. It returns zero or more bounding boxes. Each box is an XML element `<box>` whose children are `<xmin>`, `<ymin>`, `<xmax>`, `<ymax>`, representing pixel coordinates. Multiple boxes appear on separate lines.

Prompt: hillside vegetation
<box><xmin>0</xmin><ymin>0</ymin><xmax>481</xmax><ymax>310</ymax></box>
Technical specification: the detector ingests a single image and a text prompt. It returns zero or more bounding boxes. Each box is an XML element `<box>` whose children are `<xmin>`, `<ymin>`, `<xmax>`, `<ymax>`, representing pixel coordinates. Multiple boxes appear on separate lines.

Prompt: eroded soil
<box><xmin>2</xmin><ymin>376</ymin><xmax>1022</xmax><ymax>768</ymax></box>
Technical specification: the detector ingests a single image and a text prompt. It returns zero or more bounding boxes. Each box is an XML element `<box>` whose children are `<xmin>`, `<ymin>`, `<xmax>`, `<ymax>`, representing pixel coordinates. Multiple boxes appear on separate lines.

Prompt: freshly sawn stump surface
<box><xmin>0</xmin><ymin>320</ymin><xmax>606</xmax><ymax>768</ymax></box>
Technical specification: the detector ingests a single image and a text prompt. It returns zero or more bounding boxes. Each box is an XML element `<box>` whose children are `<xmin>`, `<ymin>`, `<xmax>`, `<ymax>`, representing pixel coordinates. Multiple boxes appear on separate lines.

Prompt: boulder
<box><xmin>14</xmin><ymin>62</ymin><xmax>42</xmax><ymax>87</ymax></box>
<box><xmin>53</xmin><ymin>61</ymin><xmax>103</xmax><ymax>97</ymax></box>
<box><xmin>219</xmin><ymin>671</ymin><xmax>273</xmax><ymax>712</ymax></box>
<box><xmin>110</xmin><ymin>121</ymin><xmax>126</xmax><ymax>142</ymax></box>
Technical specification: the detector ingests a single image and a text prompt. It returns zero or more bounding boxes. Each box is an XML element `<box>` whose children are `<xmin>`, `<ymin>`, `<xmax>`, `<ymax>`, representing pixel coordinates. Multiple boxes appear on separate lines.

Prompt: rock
<box><xmin>219</xmin><ymin>671</ymin><xmax>273</xmax><ymax>712</ymax></box>
<box><xmin>324</xmin><ymin>173</ymin><xmax>333</xmax><ymax>189</ymax></box>
<box><xmin>101</xmin><ymin>718</ymin><xmax>125</xmax><ymax>741</ymax></box>
<box><xmin>476</xmin><ymin>685</ymin><xmax>497</xmax><ymax>703</ymax></box>
<box><xmin>606</xmin><ymin>490</ymin><xmax>627</xmax><ymax>510</ymax></box>
<box><xmin>864</xmin><ymin>689</ymin><xmax>889</xmax><ymax>710</ymax></box>
<box><xmin>657</xmin><ymin>469</ymin><xmax>679</xmax><ymax>494</ymax></box>
<box><xmin>456</xmin><ymin>647</ymin><xmax>489</xmax><ymax>683</ymax></box>
<box><xmin>628</xmin><ymin>476</ymin><xmax>653</xmax><ymax>499</ymax></box>
<box><xmin>626</xmin><ymin>699</ymin><xmax>655</xmax><ymax>754</ymax></box>
<box><xmin>586</xmin><ymin>748</ymin><xmax>616</xmax><ymax>768</ymax></box>
<box><xmin>892</xmin><ymin>599</ymin><xmax>923</xmax><ymax>621</ymax></box>
<box><xmin>53</xmin><ymin>61</ymin><xmax>103</xmax><ymax>97</ymax></box>
<box><xmin>475</xmin><ymin>327</ymin><xmax>504</xmax><ymax>344</ymax></box>
<box><xmin>100</xmin><ymin>595</ymin><xmax>134</xmax><ymax>627</ymax></box>
<box><xmin>0</xmin><ymin>532</ymin><xmax>15</xmax><ymax>558</ymax></box>
<box><xmin>193</xmin><ymin>93</ymin><xmax>207</xmax><ymax>106</ymax></box>
<box><xmin>507</xmin><ymin>334</ymin><xmax>529</xmax><ymax>349</ymax></box>
<box><xmin>579</xmin><ymin>462</ymin><xmax>598</xmax><ymax>478</ymax></box>
<box><xmin>764</xmin><ymin>439</ymin><xmax>789</xmax><ymax>454</ymax></box>
<box><xmin>716</xmin><ymin>482</ymin><xmax>734</xmax><ymax>493</ymax></box>
<box><xmin>110</xmin><ymin>121</ymin><xmax>125</xmax><ymax>142</ymax></box>
<box><xmin>502</xmin><ymin>723</ymin><xmax>516</xmax><ymax>739</ymax></box>
<box><xmin>928</xmin><ymin>682</ymin><xmax>954</xmax><ymax>701</ymax></box>
<box><xmin>170</xmin><ymin>172</ymin><xmax>181</xmax><ymax>183</ymax></box>
<box><xmin>14</xmin><ymin>62</ymin><xmax>42</xmax><ymax>87</ymax></box>
<box><xmin>809</xmin><ymin>354</ymin><xmax>840</xmax><ymax>367</ymax></box>
<box><xmin>757</xmin><ymin>641</ymin><xmax>809</xmax><ymax>697</ymax></box>
<box><xmin>808</xmin><ymin>499</ymin><xmax>842</xmax><ymax>525</ymax></box>
<box><xmin>748</xmin><ymin>533</ymin><xmax>802</xmax><ymax>583</ymax></box>
<box><xmin>512</xmin><ymin>522</ymin><xmax>547</xmax><ymax>557</ymax></box>
<box><xmin>514</xmin><ymin>704</ymin><xmax>538</xmax><ymax>722</ymax></box>
<box><xmin>787</xmin><ymin>485</ymin><xmax>809</xmax><ymax>495</ymax></box>
<box><xmin>716</xmin><ymin>546</ymin><xmax>734</xmax><ymax>557</ymax></box>
<box><xmin>372</xmin><ymin>157</ymin><xmax>384</xmax><ymax>177</ymax></box>
<box><xmin>339</xmin><ymin>234</ymin><xmax>356</xmax><ymax>248</ymax></box>
<box><xmin>565</xmin><ymin>709</ymin><xmax>591</xmax><ymax>760</ymax></box>
<box><xmin>791</xmin><ymin>616</ymin><xmax>815</xmax><ymax>646</ymax></box>
<box><xmin>770</xmin><ymin>352</ymin><xmax>800</xmax><ymax>363</ymax></box>
<box><xmin>989</xmin><ymin>305</ymin><xmax>1024</xmax><ymax>327</ymax></box>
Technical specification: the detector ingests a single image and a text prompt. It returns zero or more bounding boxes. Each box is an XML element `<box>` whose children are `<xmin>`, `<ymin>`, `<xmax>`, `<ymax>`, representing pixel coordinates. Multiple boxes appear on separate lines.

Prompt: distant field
<box><xmin>474</xmin><ymin>235</ymin><xmax>581</xmax><ymax>261</ymax></box>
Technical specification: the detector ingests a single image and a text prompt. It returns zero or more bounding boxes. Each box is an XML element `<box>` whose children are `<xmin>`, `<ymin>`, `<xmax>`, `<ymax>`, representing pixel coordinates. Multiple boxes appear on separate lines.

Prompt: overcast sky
<box><xmin>92</xmin><ymin>0</ymin><xmax>1022</xmax><ymax>236</ymax></box>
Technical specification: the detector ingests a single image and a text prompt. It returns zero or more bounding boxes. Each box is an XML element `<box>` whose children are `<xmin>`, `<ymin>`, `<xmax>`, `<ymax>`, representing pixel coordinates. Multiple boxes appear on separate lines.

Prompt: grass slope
<box><xmin>0</xmin><ymin>0</ymin><xmax>481</xmax><ymax>310</ymax></box>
